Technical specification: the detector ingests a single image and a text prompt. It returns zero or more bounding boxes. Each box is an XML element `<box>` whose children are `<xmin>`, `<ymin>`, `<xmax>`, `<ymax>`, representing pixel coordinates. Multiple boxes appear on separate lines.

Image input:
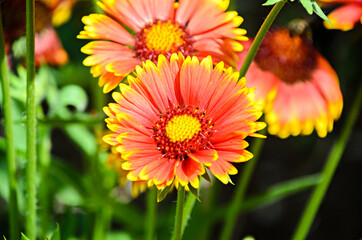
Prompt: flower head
<box><xmin>103</xmin><ymin>53</ymin><xmax>265</xmax><ymax>190</ymax></box>
<box><xmin>42</xmin><ymin>0</ymin><xmax>77</xmax><ymax>26</ymax></box>
<box><xmin>236</xmin><ymin>28</ymin><xmax>343</xmax><ymax>138</ymax></box>
<box><xmin>78</xmin><ymin>0</ymin><xmax>247</xmax><ymax>93</ymax></box>
<box><xmin>318</xmin><ymin>0</ymin><xmax>362</xmax><ymax>31</ymax></box>
<box><xmin>35</xmin><ymin>27</ymin><xmax>68</xmax><ymax>66</ymax></box>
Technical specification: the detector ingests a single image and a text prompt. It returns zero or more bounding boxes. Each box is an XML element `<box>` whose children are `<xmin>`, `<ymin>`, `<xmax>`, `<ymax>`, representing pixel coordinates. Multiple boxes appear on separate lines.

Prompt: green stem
<box><xmin>238</xmin><ymin>0</ymin><xmax>287</xmax><ymax>79</ymax></box>
<box><xmin>39</xmin><ymin>128</ymin><xmax>51</xmax><ymax>239</ymax></box>
<box><xmin>0</xmin><ymin>7</ymin><xmax>19</xmax><ymax>240</ymax></box>
<box><xmin>172</xmin><ymin>187</ymin><xmax>185</xmax><ymax>240</ymax></box>
<box><xmin>26</xmin><ymin>0</ymin><xmax>37</xmax><ymax>239</ymax></box>
<box><xmin>220</xmin><ymin>128</ymin><xmax>266</xmax><ymax>240</ymax></box>
<box><xmin>292</xmin><ymin>82</ymin><xmax>362</xmax><ymax>240</ymax></box>
<box><xmin>92</xmin><ymin>205</ymin><xmax>112</xmax><ymax>240</ymax></box>
<box><xmin>181</xmin><ymin>191</ymin><xmax>197</xmax><ymax>235</ymax></box>
<box><xmin>146</xmin><ymin>187</ymin><xmax>158</xmax><ymax>240</ymax></box>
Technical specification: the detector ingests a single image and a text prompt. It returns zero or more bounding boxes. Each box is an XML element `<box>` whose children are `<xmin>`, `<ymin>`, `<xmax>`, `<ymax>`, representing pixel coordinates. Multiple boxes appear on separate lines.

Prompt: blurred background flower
<box><xmin>236</xmin><ymin>24</ymin><xmax>343</xmax><ymax>138</ymax></box>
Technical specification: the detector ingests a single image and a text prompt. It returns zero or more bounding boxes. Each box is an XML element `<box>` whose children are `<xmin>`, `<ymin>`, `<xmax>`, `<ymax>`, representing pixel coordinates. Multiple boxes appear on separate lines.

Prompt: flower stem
<box><xmin>172</xmin><ymin>187</ymin><xmax>186</xmax><ymax>240</ymax></box>
<box><xmin>219</xmin><ymin>128</ymin><xmax>266</xmax><ymax>240</ymax></box>
<box><xmin>181</xmin><ymin>190</ymin><xmax>197</xmax><ymax>235</ymax></box>
<box><xmin>238</xmin><ymin>0</ymin><xmax>287</xmax><ymax>79</ymax></box>
<box><xmin>39</xmin><ymin>128</ymin><xmax>51</xmax><ymax>239</ymax></box>
<box><xmin>26</xmin><ymin>0</ymin><xmax>37</xmax><ymax>239</ymax></box>
<box><xmin>0</xmin><ymin>7</ymin><xmax>19</xmax><ymax>240</ymax></box>
<box><xmin>146</xmin><ymin>187</ymin><xmax>158</xmax><ymax>240</ymax></box>
<box><xmin>292</xmin><ymin>82</ymin><xmax>362</xmax><ymax>240</ymax></box>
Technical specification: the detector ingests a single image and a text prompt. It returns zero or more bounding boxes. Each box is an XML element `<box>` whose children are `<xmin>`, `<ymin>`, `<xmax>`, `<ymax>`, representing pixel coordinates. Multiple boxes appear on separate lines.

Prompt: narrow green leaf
<box><xmin>227</xmin><ymin>174</ymin><xmax>235</xmax><ymax>185</ymax></box>
<box><xmin>3</xmin><ymin>236</ymin><xmax>7</xmax><ymax>240</ymax></box>
<box><xmin>48</xmin><ymin>224</ymin><xmax>61</xmax><ymax>240</ymax></box>
<box><xmin>300</xmin><ymin>0</ymin><xmax>313</xmax><ymax>14</ymax></box>
<box><xmin>157</xmin><ymin>184</ymin><xmax>173</xmax><ymax>202</ymax></box>
<box><xmin>188</xmin><ymin>185</ymin><xmax>201</xmax><ymax>202</ymax></box>
<box><xmin>263</xmin><ymin>0</ymin><xmax>282</xmax><ymax>6</ymax></box>
<box><xmin>21</xmin><ymin>233</ymin><xmax>30</xmax><ymax>240</ymax></box>
<box><xmin>201</xmin><ymin>169</ymin><xmax>212</xmax><ymax>184</ymax></box>
<box><xmin>312</xmin><ymin>1</ymin><xmax>331</xmax><ymax>24</ymax></box>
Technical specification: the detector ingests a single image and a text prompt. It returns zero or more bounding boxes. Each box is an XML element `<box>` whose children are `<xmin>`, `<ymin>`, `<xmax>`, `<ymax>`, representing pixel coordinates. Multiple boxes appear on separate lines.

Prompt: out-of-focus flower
<box><xmin>78</xmin><ymin>0</ymin><xmax>247</xmax><ymax>93</ymax></box>
<box><xmin>107</xmin><ymin>148</ymin><xmax>147</xmax><ymax>198</ymax></box>
<box><xmin>42</xmin><ymin>0</ymin><xmax>77</xmax><ymax>26</ymax></box>
<box><xmin>103</xmin><ymin>53</ymin><xmax>265</xmax><ymax>190</ymax></box>
<box><xmin>35</xmin><ymin>27</ymin><xmax>68</xmax><ymax>66</ymax></box>
<box><xmin>2</xmin><ymin>0</ymin><xmax>74</xmax><ymax>66</ymax></box>
<box><xmin>236</xmin><ymin>28</ymin><xmax>343</xmax><ymax>138</ymax></box>
<box><xmin>318</xmin><ymin>0</ymin><xmax>362</xmax><ymax>31</ymax></box>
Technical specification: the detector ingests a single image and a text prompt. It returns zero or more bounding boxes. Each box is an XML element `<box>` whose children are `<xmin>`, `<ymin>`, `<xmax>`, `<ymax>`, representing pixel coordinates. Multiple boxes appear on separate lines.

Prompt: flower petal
<box><xmin>78</xmin><ymin>14</ymin><xmax>134</xmax><ymax>45</ymax></box>
<box><xmin>175</xmin><ymin>158</ymin><xmax>205</xmax><ymax>188</ymax></box>
<box><xmin>324</xmin><ymin>3</ymin><xmax>362</xmax><ymax>31</ymax></box>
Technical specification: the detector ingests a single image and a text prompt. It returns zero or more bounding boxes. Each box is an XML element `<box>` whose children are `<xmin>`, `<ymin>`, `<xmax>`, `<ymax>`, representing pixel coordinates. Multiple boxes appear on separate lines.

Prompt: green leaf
<box><xmin>263</xmin><ymin>0</ymin><xmax>282</xmax><ymax>6</ymax></box>
<box><xmin>157</xmin><ymin>184</ymin><xmax>173</xmax><ymax>202</ymax></box>
<box><xmin>55</xmin><ymin>85</ymin><xmax>88</xmax><ymax>119</ymax></box>
<box><xmin>243</xmin><ymin>236</ymin><xmax>255</xmax><ymax>240</ymax></box>
<box><xmin>64</xmin><ymin>125</ymin><xmax>97</xmax><ymax>158</ymax></box>
<box><xmin>106</xmin><ymin>232</ymin><xmax>132</xmax><ymax>240</ymax></box>
<box><xmin>55</xmin><ymin>185</ymin><xmax>83</xmax><ymax>206</ymax></box>
<box><xmin>21</xmin><ymin>233</ymin><xmax>30</xmax><ymax>240</ymax></box>
<box><xmin>0</xmin><ymin>162</ymin><xmax>9</xmax><ymax>202</ymax></box>
<box><xmin>227</xmin><ymin>174</ymin><xmax>234</xmax><ymax>185</ymax></box>
<box><xmin>48</xmin><ymin>224</ymin><xmax>61</xmax><ymax>240</ymax></box>
<box><xmin>312</xmin><ymin>1</ymin><xmax>331</xmax><ymax>24</ymax></box>
<box><xmin>300</xmin><ymin>0</ymin><xmax>313</xmax><ymax>14</ymax></box>
<box><xmin>3</xmin><ymin>235</ymin><xmax>7</xmax><ymax>240</ymax></box>
<box><xmin>9</xmin><ymin>66</ymin><xmax>50</xmax><ymax>105</ymax></box>
<box><xmin>201</xmin><ymin>169</ymin><xmax>212</xmax><ymax>184</ymax></box>
<box><xmin>188</xmin><ymin>185</ymin><xmax>201</xmax><ymax>202</ymax></box>
<box><xmin>59</xmin><ymin>85</ymin><xmax>87</xmax><ymax>112</ymax></box>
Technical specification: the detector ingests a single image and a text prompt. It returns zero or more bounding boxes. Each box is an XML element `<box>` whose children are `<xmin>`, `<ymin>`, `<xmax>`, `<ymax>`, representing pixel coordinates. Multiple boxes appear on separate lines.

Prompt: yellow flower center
<box><xmin>165</xmin><ymin>115</ymin><xmax>201</xmax><ymax>143</ymax></box>
<box><xmin>144</xmin><ymin>20</ymin><xmax>186</xmax><ymax>53</ymax></box>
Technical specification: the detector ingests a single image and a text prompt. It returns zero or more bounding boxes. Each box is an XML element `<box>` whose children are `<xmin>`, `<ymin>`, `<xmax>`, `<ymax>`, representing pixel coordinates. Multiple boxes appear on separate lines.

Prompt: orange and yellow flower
<box><xmin>103</xmin><ymin>53</ymin><xmax>265</xmax><ymax>190</ymax></box>
<box><xmin>318</xmin><ymin>0</ymin><xmax>362</xmax><ymax>31</ymax></box>
<box><xmin>78</xmin><ymin>0</ymin><xmax>247</xmax><ymax>93</ymax></box>
<box><xmin>236</xmin><ymin>28</ymin><xmax>343</xmax><ymax>138</ymax></box>
<box><xmin>42</xmin><ymin>0</ymin><xmax>77</xmax><ymax>26</ymax></box>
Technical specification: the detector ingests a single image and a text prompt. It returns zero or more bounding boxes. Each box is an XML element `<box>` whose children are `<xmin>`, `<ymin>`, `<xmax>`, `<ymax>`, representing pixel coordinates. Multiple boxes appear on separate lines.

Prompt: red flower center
<box><xmin>254</xmin><ymin>29</ymin><xmax>317</xmax><ymax>84</ymax></box>
<box><xmin>135</xmin><ymin>20</ymin><xmax>194</xmax><ymax>62</ymax></box>
<box><xmin>152</xmin><ymin>106</ymin><xmax>214</xmax><ymax>160</ymax></box>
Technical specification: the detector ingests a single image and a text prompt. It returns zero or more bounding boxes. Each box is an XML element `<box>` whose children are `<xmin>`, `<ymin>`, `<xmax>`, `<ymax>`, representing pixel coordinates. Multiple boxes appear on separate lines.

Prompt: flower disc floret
<box><xmin>153</xmin><ymin>106</ymin><xmax>213</xmax><ymax>160</ymax></box>
<box><xmin>135</xmin><ymin>20</ymin><xmax>194</xmax><ymax>62</ymax></box>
